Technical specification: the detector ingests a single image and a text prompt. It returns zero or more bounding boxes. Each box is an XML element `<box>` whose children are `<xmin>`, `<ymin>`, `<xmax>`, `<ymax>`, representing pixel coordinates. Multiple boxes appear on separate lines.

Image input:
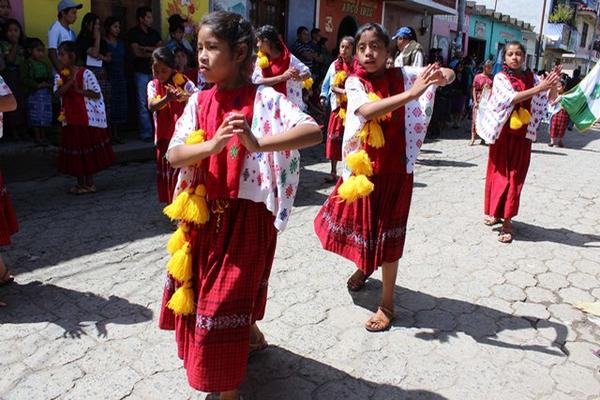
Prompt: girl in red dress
<box><xmin>482</xmin><ymin>42</ymin><xmax>560</xmax><ymax>243</ymax></box>
<box><xmin>159</xmin><ymin>12</ymin><xmax>321</xmax><ymax>400</ymax></box>
<box><xmin>549</xmin><ymin>79</ymin><xmax>568</xmax><ymax>148</ymax></box>
<box><xmin>470</xmin><ymin>60</ymin><xmax>493</xmax><ymax>145</ymax></box>
<box><xmin>0</xmin><ymin>75</ymin><xmax>17</xmax><ymax>306</ymax></box>
<box><xmin>147</xmin><ymin>47</ymin><xmax>193</xmax><ymax>204</ymax></box>
<box><xmin>314</xmin><ymin>24</ymin><xmax>453</xmax><ymax>332</ymax></box>
<box><xmin>324</xmin><ymin>36</ymin><xmax>357</xmax><ymax>182</ymax></box>
<box><xmin>54</xmin><ymin>41</ymin><xmax>114</xmax><ymax>194</ymax></box>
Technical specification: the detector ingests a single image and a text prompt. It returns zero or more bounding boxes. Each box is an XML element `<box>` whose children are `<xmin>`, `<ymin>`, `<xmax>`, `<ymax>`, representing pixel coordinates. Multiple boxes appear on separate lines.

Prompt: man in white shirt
<box><xmin>48</xmin><ymin>0</ymin><xmax>82</xmax><ymax>71</ymax></box>
<box><xmin>393</xmin><ymin>27</ymin><xmax>424</xmax><ymax>68</ymax></box>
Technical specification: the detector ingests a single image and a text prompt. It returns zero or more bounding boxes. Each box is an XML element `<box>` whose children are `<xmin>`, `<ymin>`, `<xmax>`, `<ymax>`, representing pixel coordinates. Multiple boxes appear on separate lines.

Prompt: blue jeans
<box><xmin>134</xmin><ymin>72</ymin><xmax>153</xmax><ymax>140</ymax></box>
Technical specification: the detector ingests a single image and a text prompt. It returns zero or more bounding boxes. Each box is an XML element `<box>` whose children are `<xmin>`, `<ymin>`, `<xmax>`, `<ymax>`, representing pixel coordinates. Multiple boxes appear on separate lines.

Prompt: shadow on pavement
<box><xmin>350</xmin><ymin>283</ymin><xmax>568</xmax><ymax>357</ymax></box>
<box><xmin>514</xmin><ymin>221</ymin><xmax>600</xmax><ymax>248</ymax></box>
<box><xmin>240</xmin><ymin>345</ymin><xmax>448</xmax><ymax>400</ymax></box>
<box><xmin>530</xmin><ymin>149</ymin><xmax>568</xmax><ymax>156</ymax></box>
<box><xmin>416</xmin><ymin>159</ymin><xmax>477</xmax><ymax>168</ymax></box>
<box><xmin>0</xmin><ymin>280</ymin><xmax>152</xmax><ymax>338</ymax></box>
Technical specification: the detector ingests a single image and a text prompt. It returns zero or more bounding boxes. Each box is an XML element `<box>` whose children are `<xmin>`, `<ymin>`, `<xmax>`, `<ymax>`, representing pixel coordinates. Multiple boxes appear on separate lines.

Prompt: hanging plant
<box><xmin>549</xmin><ymin>3</ymin><xmax>574</xmax><ymax>24</ymax></box>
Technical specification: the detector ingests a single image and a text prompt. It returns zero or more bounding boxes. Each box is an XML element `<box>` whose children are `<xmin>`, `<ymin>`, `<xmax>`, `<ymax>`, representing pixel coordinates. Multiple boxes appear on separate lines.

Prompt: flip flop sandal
<box><xmin>85</xmin><ymin>185</ymin><xmax>97</xmax><ymax>193</ymax></box>
<box><xmin>498</xmin><ymin>229</ymin><xmax>513</xmax><ymax>244</ymax></box>
<box><xmin>365</xmin><ymin>306</ymin><xmax>394</xmax><ymax>332</ymax></box>
<box><xmin>347</xmin><ymin>270</ymin><xmax>367</xmax><ymax>292</ymax></box>
<box><xmin>483</xmin><ymin>217</ymin><xmax>502</xmax><ymax>226</ymax></box>
<box><xmin>68</xmin><ymin>186</ymin><xmax>90</xmax><ymax>195</ymax></box>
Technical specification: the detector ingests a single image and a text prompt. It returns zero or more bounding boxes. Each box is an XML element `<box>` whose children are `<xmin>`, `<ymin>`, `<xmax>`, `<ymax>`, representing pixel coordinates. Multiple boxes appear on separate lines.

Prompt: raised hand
<box><xmin>229</xmin><ymin>113</ymin><xmax>259</xmax><ymax>152</ymax></box>
<box><xmin>210</xmin><ymin>115</ymin><xmax>236</xmax><ymax>154</ymax></box>
<box><xmin>409</xmin><ymin>64</ymin><xmax>440</xmax><ymax>99</ymax></box>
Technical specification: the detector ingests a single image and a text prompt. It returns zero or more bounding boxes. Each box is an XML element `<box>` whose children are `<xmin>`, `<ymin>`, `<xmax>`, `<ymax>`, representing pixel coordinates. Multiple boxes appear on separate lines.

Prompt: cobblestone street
<box><xmin>1</xmin><ymin>126</ymin><xmax>599</xmax><ymax>399</ymax></box>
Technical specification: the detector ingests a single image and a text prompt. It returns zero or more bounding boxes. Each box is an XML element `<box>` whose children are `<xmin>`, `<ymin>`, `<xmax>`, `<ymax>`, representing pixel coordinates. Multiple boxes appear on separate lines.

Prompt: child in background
<box><xmin>549</xmin><ymin>79</ymin><xmax>568</xmax><ymax>148</ymax></box>
<box><xmin>147</xmin><ymin>47</ymin><xmax>192</xmax><ymax>204</ymax></box>
<box><xmin>103</xmin><ymin>17</ymin><xmax>128</xmax><ymax>144</ymax></box>
<box><xmin>0</xmin><ymin>18</ymin><xmax>26</xmax><ymax>140</ymax></box>
<box><xmin>0</xmin><ymin>74</ymin><xmax>18</xmax><ymax>306</ymax></box>
<box><xmin>21</xmin><ymin>38</ymin><xmax>53</xmax><ymax>146</ymax></box>
<box><xmin>54</xmin><ymin>41</ymin><xmax>114</xmax><ymax>194</ymax></box>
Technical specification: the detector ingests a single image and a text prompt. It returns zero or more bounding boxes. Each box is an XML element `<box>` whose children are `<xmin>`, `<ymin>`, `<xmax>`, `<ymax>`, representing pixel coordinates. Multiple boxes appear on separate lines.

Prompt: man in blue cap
<box><xmin>392</xmin><ymin>26</ymin><xmax>424</xmax><ymax>68</ymax></box>
<box><xmin>48</xmin><ymin>0</ymin><xmax>83</xmax><ymax>71</ymax></box>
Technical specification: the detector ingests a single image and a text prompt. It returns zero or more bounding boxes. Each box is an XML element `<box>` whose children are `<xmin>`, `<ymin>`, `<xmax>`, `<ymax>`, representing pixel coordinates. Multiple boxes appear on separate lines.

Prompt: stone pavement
<box><xmin>1</xmin><ymin>125</ymin><xmax>599</xmax><ymax>400</ymax></box>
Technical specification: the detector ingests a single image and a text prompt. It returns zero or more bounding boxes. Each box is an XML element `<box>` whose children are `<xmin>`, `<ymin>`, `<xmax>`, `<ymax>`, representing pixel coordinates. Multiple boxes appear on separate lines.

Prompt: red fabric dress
<box><xmin>484</xmin><ymin>70</ymin><xmax>534</xmax><ymax>220</ymax></box>
<box><xmin>260</xmin><ymin>43</ymin><xmax>291</xmax><ymax>96</ymax></box>
<box><xmin>159</xmin><ymin>84</ymin><xmax>279</xmax><ymax>392</ymax></box>
<box><xmin>152</xmin><ymin>79</ymin><xmax>186</xmax><ymax>204</ymax></box>
<box><xmin>57</xmin><ymin>68</ymin><xmax>114</xmax><ymax>177</ymax></box>
<box><xmin>314</xmin><ymin>68</ymin><xmax>414</xmax><ymax>276</ymax></box>
<box><xmin>326</xmin><ymin>58</ymin><xmax>359</xmax><ymax>162</ymax></box>
<box><xmin>550</xmin><ymin>108</ymin><xmax>569</xmax><ymax>139</ymax></box>
<box><xmin>0</xmin><ymin>171</ymin><xmax>18</xmax><ymax>246</ymax></box>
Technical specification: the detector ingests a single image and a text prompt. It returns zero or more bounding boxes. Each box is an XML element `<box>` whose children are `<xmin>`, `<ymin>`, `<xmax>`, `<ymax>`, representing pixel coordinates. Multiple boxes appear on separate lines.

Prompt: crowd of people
<box><xmin>0</xmin><ymin>3</ymin><xmax>571</xmax><ymax>399</ymax></box>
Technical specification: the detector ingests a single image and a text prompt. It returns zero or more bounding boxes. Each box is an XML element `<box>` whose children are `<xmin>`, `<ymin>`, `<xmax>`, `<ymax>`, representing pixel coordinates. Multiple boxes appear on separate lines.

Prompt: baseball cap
<box><xmin>392</xmin><ymin>27</ymin><xmax>412</xmax><ymax>40</ymax></box>
<box><xmin>58</xmin><ymin>0</ymin><xmax>83</xmax><ymax>13</ymax></box>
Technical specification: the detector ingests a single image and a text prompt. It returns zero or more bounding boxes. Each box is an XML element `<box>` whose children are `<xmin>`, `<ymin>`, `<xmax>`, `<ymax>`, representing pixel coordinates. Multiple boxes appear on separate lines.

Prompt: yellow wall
<box><xmin>23</xmin><ymin>0</ymin><xmax>92</xmax><ymax>46</ymax></box>
<box><xmin>161</xmin><ymin>0</ymin><xmax>209</xmax><ymax>41</ymax></box>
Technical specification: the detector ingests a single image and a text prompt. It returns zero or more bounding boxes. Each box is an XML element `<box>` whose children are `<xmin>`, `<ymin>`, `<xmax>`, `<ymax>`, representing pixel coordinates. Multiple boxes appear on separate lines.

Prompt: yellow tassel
<box><xmin>518</xmin><ymin>107</ymin><xmax>531</xmax><ymax>124</ymax></box>
<box><xmin>337</xmin><ymin>175</ymin><xmax>374</xmax><ymax>203</ymax></box>
<box><xmin>346</xmin><ymin>150</ymin><xmax>373</xmax><ymax>177</ymax></box>
<box><xmin>338</xmin><ymin>108</ymin><xmax>346</xmax><ymax>122</ymax></box>
<box><xmin>167</xmin><ymin>242</ymin><xmax>193</xmax><ymax>282</ymax></box>
<box><xmin>185</xmin><ymin>129</ymin><xmax>206</xmax><ymax>145</ymax></box>
<box><xmin>366</xmin><ymin>121</ymin><xmax>385</xmax><ymax>148</ymax></box>
<box><xmin>337</xmin><ymin>93</ymin><xmax>347</xmax><ymax>104</ymax></box>
<box><xmin>302</xmin><ymin>77</ymin><xmax>314</xmax><ymax>90</ymax></box>
<box><xmin>173</xmin><ymin>72</ymin><xmax>186</xmax><ymax>86</ymax></box>
<box><xmin>60</xmin><ymin>68</ymin><xmax>70</xmax><ymax>77</ymax></box>
<box><xmin>166</xmin><ymin>281</ymin><xmax>196</xmax><ymax>315</ymax></box>
<box><xmin>181</xmin><ymin>185</ymin><xmax>209</xmax><ymax>225</ymax></box>
<box><xmin>163</xmin><ymin>188</ymin><xmax>193</xmax><ymax>221</ymax></box>
<box><xmin>56</xmin><ymin>78</ymin><xmax>63</xmax><ymax>87</ymax></box>
<box><xmin>509</xmin><ymin>110</ymin><xmax>523</xmax><ymax>130</ymax></box>
<box><xmin>257</xmin><ymin>51</ymin><xmax>270</xmax><ymax>69</ymax></box>
<box><xmin>57</xmin><ymin>111</ymin><xmax>66</xmax><ymax>122</ymax></box>
<box><xmin>367</xmin><ymin>92</ymin><xmax>391</xmax><ymax>122</ymax></box>
<box><xmin>333</xmin><ymin>70</ymin><xmax>347</xmax><ymax>87</ymax></box>
<box><xmin>167</xmin><ymin>224</ymin><xmax>190</xmax><ymax>255</ymax></box>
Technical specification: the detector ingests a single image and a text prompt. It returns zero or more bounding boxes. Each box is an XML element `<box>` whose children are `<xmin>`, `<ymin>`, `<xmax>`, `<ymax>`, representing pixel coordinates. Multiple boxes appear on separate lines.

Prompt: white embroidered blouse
<box><xmin>0</xmin><ymin>76</ymin><xmax>12</xmax><ymax>138</ymax></box>
<box><xmin>53</xmin><ymin>69</ymin><xmax>107</xmax><ymax>128</ymax></box>
<box><xmin>168</xmin><ymin>85</ymin><xmax>318</xmax><ymax>231</ymax></box>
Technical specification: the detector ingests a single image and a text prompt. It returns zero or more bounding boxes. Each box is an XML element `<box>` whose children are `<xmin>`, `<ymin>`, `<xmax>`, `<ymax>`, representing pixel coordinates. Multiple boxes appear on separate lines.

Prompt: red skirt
<box><xmin>314</xmin><ymin>173</ymin><xmax>414</xmax><ymax>276</ymax></box>
<box><xmin>325</xmin><ymin>110</ymin><xmax>344</xmax><ymax>161</ymax></box>
<box><xmin>0</xmin><ymin>171</ymin><xmax>18</xmax><ymax>246</ymax></box>
<box><xmin>159</xmin><ymin>199</ymin><xmax>277</xmax><ymax>392</ymax></box>
<box><xmin>156</xmin><ymin>139</ymin><xmax>179</xmax><ymax>204</ymax></box>
<box><xmin>550</xmin><ymin>109</ymin><xmax>568</xmax><ymax>139</ymax></box>
<box><xmin>58</xmin><ymin>125</ymin><xmax>114</xmax><ymax>177</ymax></box>
<box><xmin>484</xmin><ymin>132</ymin><xmax>531</xmax><ymax>220</ymax></box>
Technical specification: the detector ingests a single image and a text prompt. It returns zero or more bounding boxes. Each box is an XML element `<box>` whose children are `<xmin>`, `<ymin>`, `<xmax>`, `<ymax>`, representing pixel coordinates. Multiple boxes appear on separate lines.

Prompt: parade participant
<box><xmin>147</xmin><ymin>47</ymin><xmax>192</xmax><ymax>204</ymax></box>
<box><xmin>322</xmin><ymin>36</ymin><xmax>357</xmax><ymax>182</ymax></box>
<box><xmin>314</xmin><ymin>23</ymin><xmax>454</xmax><ymax>332</ymax></box>
<box><xmin>252</xmin><ymin>24</ymin><xmax>312</xmax><ymax>110</ymax></box>
<box><xmin>158</xmin><ymin>11</ymin><xmax>321</xmax><ymax>400</ymax></box>
<box><xmin>469</xmin><ymin>60</ymin><xmax>493</xmax><ymax>145</ymax></box>
<box><xmin>549</xmin><ymin>79</ymin><xmax>568</xmax><ymax>148</ymax></box>
<box><xmin>477</xmin><ymin>41</ymin><xmax>560</xmax><ymax>243</ymax></box>
<box><xmin>0</xmin><ymin>74</ymin><xmax>17</xmax><ymax>306</ymax></box>
<box><xmin>54</xmin><ymin>41</ymin><xmax>114</xmax><ymax>194</ymax></box>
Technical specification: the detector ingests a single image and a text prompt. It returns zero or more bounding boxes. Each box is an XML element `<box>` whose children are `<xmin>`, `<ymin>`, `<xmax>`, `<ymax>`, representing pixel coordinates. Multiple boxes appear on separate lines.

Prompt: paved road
<box><xmin>1</xmin><ymin>125</ymin><xmax>599</xmax><ymax>399</ymax></box>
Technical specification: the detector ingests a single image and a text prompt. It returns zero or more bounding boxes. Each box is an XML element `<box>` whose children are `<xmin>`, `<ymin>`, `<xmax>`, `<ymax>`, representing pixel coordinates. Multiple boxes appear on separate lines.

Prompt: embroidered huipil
<box><xmin>53</xmin><ymin>69</ymin><xmax>107</xmax><ymax>128</ymax></box>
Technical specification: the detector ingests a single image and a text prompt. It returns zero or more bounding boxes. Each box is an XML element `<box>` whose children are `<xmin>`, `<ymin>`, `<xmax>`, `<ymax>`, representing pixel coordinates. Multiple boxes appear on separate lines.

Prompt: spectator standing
<box><xmin>469</xmin><ymin>60</ymin><xmax>493</xmax><ymax>145</ymax></box>
<box><xmin>77</xmin><ymin>13</ymin><xmax>113</xmax><ymax>141</ymax></box>
<box><xmin>128</xmin><ymin>6</ymin><xmax>162</xmax><ymax>142</ymax></box>
<box><xmin>165</xmin><ymin>15</ymin><xmax>194</xmax><ymax>61</ymax></box>
<box><xmin>103</xmin><ymin>17</ymin><xmax>127</xmax><ymax>143</ymax></box>
<box><xmin>392</xmin><ymin>27</ymin><xmax>423</xmax><ymax>67</ymax></box>
<box><xmin>48</xmin><ymin>0</ymin><xmax>82</xmax><ymax>71</ymax></box>
<box><xmin>21</xmin><ymin>38</ymin><xmax>53</xmax><ymax>145</ymax></box>
<box><xmin>0</xmin><ymin>19</ymin><xmax>26</xmax><ymax>140</ymax></box>
<box><xmin>0</xmin><ymin>0</ymin><xmax>10</xmax><ymax>36</ymax></box>
<box><xmin>450</xmin><ymin>62</ymin><xmax>469</xmax><ymax>129</ymax></box>
<box><xmin>308</xmin><ymin>28</ymin><xmax>325</xmax><ymax>79</ymax></box>
<box><xmin>291</xmin><ymin>26</ymin><xmax>315</xmax><ymax>72</ymax></box>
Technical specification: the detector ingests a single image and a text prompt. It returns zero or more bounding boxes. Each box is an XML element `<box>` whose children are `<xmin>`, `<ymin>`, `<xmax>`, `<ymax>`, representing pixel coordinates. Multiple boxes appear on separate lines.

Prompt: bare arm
<box><xmin>512</xmin><ymin>67</ymin><xmax>560</xmax><ymax>105</ymax></box>
<box><xmin>0</xmin><ymin>93</ymin><xmax>17</xmax><ymax>112</ymax></box>
<box><xmin>255</xmin><ymin>72</ymin><xmax>290</xmax><ymax>87</ymax></box>
<box><xmin>331</xmin><ymin>86</ymin><xmax>345</xmax><ymax>95</ymax></box>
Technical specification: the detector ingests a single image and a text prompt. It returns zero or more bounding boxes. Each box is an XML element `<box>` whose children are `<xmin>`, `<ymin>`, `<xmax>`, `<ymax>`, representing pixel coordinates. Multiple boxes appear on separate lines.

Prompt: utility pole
<box><xmin>454</xmin><ymin>0</ymin><xmax>466</xmax><ymax>56</ymax></box>
<box><xmin>535</xmin><ymin>0</ymin><xmax>549</xmax><ymax>69</ymax></box>
<box><xmin>489</xmin><ymin>0</ymin><xmax>499</xmax><ymax>60</ymax></box>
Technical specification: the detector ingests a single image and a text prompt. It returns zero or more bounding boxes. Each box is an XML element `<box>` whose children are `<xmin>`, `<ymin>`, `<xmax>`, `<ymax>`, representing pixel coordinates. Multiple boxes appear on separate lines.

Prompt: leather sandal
<box><xmin>347</xmin><ymin>270</ymin><xmax>366</xmax><ymax>292</ymax></box>
<box><xmin>365</xmin><ymin>306</ymin><xmax>394</xmax><ymax>332</ymax></box>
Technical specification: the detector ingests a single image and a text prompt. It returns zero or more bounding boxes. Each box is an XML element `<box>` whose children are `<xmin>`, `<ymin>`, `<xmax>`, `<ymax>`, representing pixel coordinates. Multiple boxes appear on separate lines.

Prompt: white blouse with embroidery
<box><xmin>168</xmin><ymin>85</ymin><xmax>318</xmax><ymax>231</ymax></box>
<box><xmin>54</xmin><ymin>69</ymin><xmax>107</xmax><ymax>128</ymax></box>
<box><xmin>342</xmin><ymin>66</ymin><xmax>437</xmax><ymax>178</ymax></box>
<box><xmin>0</xmin><ymin>76</ymin><xmax>12</xmax><ymax>138</ymax></box>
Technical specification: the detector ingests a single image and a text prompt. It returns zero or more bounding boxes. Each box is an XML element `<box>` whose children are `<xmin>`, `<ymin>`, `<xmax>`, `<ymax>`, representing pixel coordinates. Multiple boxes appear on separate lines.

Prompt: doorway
<box><xmin>337</xmin><ymin>15</ymin><xmax>358</xmax><ymax>47</ymax></box>
<box><xmin>92</xmin><ymin>0</ymin><xmax>158</xmax><ymax>34</ymax></box>
<box><xmin>468</xmin><ymin>37</ymin><xmax>486</xmax><ymax>65</ymax></box>
<box><xmin>249</xmin><ymin>0</ymin><xmax>288</xmax><ymax>37</ymax></box>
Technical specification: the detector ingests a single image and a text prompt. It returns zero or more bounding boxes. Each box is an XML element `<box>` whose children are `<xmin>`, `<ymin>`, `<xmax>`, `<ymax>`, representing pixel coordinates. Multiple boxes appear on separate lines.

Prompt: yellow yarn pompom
<box><xmin>180</xmin><ymin>185</ymin><xmax>209</xmax><ymax>225</ymax></box>
<box><xmin>338</xmin><ymin>108</ymin><xmax>346</xmax><ymax>122</ymax></box>
<box><xmin>60</xmin><ymin>68</ymin><xmax>70</xmax><ymax>77</ymax></box>
<box><xmin>167</xmin><ymin>242</ymin><xmax>193</xmax><ymax>282</ymax></box>
<box><xmin>337</xmin><ymin>175</ymin><xmax>374</xmax><ymax>203</ymax></box>
<box><xmin>56</xmin><ymin>78</ymin><xmax>63</xmax><ymax>87</ymax></box>
<box><xmin>167</xmin><ymin>281</ymin><xmax>195</xmax><ymax>315</ymax></box>
<box><xmin>173</xmin><ymin>72</ymin><xmax>186</xmax><ymax>86</ymax></box>
<box><xmin>367</xmin><ymin>92</ymin><xmax>380</xmax><ymax>102</ymax></box>
<box><xmin>257</xmin><ymin>51</ymin><xmax>270</xmax><ymax>69</ymax></box>
<box><xmin>346</xmin><ymin>150</ymin><xmax>373</xmax><ymax>177</ymax></box>
<box><xmin>185</xmin><ymin>129</ymin><xmax>206</xmax><ymax>145</ymax></box>
<box><xmin>57</xmin><ymin>111</ymin><xmax>66</xmax><ymax>122</ymax></box>
<box><xmin>333</xmin><ymin>70</ymin><xmax>347</xmax><ymax>87</ymax></box>
<box><xmin>359</xmin><ymin>121</ymin><xmax>385</xmax><ymax>148</ymax></box>
<box><xmin>167</xmin><ymin>224</ymin><xmax>190</xmax><ymax>255</ymax></box>
<box><xmin>509</xmin><ymin>110</ymin><xmax>524</xmax><ymax>130</ymax></box>
<box><xmin>163</xmin><ymin>188</ymin><xmax>192</xmax><ymax>221</ymax></box>
<box><xmin>518</xmin><ymin>107</ymin><xmax>531</xmax><ymax>124</ymax></box>
<box><xmin>337</xmin><ymin>93</ymin><xmax>347</xmax><ymax>104</ymax></box>
<box><xmin>303</xmin><ymin>77</ymin><xmax>314</xmax><ymax>90</ymax></box>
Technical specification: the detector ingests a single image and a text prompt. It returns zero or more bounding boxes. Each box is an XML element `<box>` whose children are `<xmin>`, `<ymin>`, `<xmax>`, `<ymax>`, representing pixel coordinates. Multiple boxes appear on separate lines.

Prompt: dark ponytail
<box><xmin>256</xmin><ymin>25</ymin><xmax>283</xmax><ymax>52</ymax></box>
